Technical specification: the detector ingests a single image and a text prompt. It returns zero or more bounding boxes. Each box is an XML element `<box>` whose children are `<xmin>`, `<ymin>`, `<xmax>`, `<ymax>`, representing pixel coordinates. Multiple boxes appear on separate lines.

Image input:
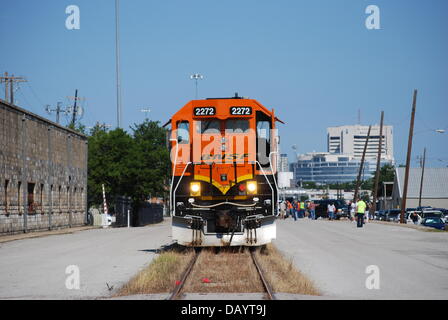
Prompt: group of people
<box><xmin>278</xmin><ymin>197</ymin><xmax>370</xmax><ymax>228</ymax></box>
<box><xmin>279</xmin><ymin>200</ymin><xmax>317</xmax><ymax>221</ymax></box>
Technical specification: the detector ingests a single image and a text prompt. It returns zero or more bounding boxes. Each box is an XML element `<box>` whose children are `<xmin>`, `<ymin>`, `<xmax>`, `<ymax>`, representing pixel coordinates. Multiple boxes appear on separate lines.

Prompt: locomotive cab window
<box><xmin>177</xmin><ymin>121</ymin><xmax>190</xmax><ymax>144</ymax></box>
<box><xmin>256</xmin><ymin>111</ymin><xmax>272</xmax><ymax>167</ymax></box>
<box><xmin>197</xmin><ymin>120</ymin><xmax>221</xmax><ymax>134</ymax></box>
<box><xmin>226</xmin><ymin>119</ymin><xmax>249</xmax><ymax>133</ymax></box>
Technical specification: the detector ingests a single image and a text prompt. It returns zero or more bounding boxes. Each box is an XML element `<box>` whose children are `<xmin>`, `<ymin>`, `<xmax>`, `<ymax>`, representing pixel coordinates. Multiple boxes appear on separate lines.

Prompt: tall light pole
<box><xmin>190</xmin><ymin>73</ymin><xmax>203</xmax><ymax>99</ymax></box>
<box><xmin>140</xmin><ymin>108</ymin><xmax>151</xmax><ymax>120</ymax></box>
<box><xmin>115</xmin><ymin>0</ymin><xmax>122</xmax><ymax>128</ymax></box>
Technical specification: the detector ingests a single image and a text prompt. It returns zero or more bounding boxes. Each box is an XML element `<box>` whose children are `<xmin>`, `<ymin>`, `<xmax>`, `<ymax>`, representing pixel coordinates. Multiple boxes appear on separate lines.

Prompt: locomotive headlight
<box><xmin>247</xmin><ymin>181</ymin><xmax>257</xmax><ymax>194</ymax></box>
<box><xmin>190</xmin><ymin>182</ymin><xmax>201</xmax><ymax>196</ymax></box>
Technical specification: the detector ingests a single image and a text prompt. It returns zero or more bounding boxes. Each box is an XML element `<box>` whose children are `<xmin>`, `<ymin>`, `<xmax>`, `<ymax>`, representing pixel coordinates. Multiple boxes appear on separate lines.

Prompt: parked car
<box><xmin>375</xmin><ymin>210</ymin><xmax>387</xmax><ymax>221</ymax></box>
<box><xmin>420</xmin><ymin>217</ymin><xmax>446</xmax><ymax>230</ymax></box>
<box><xmin>433</xmin><ymin>208</ymin><xmax>448</xmax><ymax>222</ymax></box>
<box><xmin>421</xmin><ymin>210</ymin><xmax>444</xmax><ymax>219</ymax></box>
<box><xmin>314</xmin><ymin>199</ymin><xmax>348</xmax><ymax>219</ymax></box>
<box><xmin>385</xmin><ymin>209</ymin><xmax>402</xmax><ymax>222</ymax></box>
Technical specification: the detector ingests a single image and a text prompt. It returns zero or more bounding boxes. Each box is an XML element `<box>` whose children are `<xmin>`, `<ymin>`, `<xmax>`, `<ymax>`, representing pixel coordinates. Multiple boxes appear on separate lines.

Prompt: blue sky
<box><xmin>1</xmin><ymin>0</ymin><xmax>447</xmax><ymax>167</ymax></box>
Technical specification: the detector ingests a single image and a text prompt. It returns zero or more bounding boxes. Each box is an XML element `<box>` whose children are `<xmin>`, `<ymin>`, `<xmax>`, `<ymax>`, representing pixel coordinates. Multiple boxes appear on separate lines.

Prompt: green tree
<box><xmin>87</xmin><ymin>125</ymin><xmax>135</xmax><ymax>207</ymax></box>
<box><xmin>130</xmin><ymin>120</ymin><xmax>170</xmax><ymax>206</ymax></box>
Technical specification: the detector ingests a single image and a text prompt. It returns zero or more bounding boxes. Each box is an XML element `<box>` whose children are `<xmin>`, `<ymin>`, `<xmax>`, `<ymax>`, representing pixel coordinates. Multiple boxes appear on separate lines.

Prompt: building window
<box><xmin>67</xmin><ymin>186</ymin><xmax>70</xmax><ymax>213</ymax></box>
<box><xmin>50</xmin><ymin>185</ymin><xmax>54</xmax><ymax>214</ymax></box>
<box><xmin>18</xmin><ymin>181</ymin><xmax>22</xmax><ymax>214</ymax></box>
<box><xmin>4</xmin><ymin>180</ymin><xmax>9</xmax><ymax>214</ymax></box>
<box><xmin>28</xmin><ymin>183</ymin><xmax>36</xmax><ymax>214</ymax></box>
<box><xmin>74</xmin><ymin>187</ymin><xmax>78</xmax><ymax>210</ymax></box>
<box><xmin>40</xmin><ymin>184</ymin><xmax>44</xmax><ymax>214</ymax></box>
<box><xmin>58</xmin><ymin>186</ymin><xmax>62</xmax><ymax>213</ymax></box>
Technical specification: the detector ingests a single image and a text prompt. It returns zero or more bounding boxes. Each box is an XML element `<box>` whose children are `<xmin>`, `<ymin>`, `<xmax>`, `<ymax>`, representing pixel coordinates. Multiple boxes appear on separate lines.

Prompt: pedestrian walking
<box><xmin>349</xmin><ymin>201</ymin><xmax>356</xmax><ymax>222</ymax></box>
<box><xmin>328</xmin><ymin>202</ymin><xmax>336</xmax><ymax>220</ymax></box>
<box><xmin>411</xmin><ymin>211</ymin><xmax>420</xmax><ymax>225</ymax></box>
<box><xmin>308</xmin><ymin>201</ymin><xmax>316</xmax><ymax>220</ymax></box>
<box><xmin>292</xmin><ymin>201</ymin><xmax>298</xmax><ymax>221</ymax></box>
<box><xmin>287</xmin><ymin>201</ymin><xmax>293</xmax><ymax>219</ymax></box>
<box><xmin>280</xmin><ymin>200</ymin><xmax>286</xmax><ymax>220</ymax></box>
<box><xmin>299</xmin><ymin>200</ymin><xmax>306</xmax><ymax>218</ymax></box>
<box><xmin>356</xmin><ymin>198</ymin><xmax>367</xmax><ymax>228</ymax></box>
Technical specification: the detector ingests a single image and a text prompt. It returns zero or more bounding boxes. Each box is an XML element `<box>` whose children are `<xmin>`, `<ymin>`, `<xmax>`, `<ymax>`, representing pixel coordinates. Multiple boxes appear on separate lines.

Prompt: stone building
<box><xmin>0</xmin><ymin>99</ymin><xmax>88</xmax><ymax>234</ymax></box>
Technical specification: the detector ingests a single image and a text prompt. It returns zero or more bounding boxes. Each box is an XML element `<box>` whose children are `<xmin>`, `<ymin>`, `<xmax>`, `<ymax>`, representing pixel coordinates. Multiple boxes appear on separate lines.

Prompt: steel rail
<box><xmin>250</xmin><ymin>249</ymin><xmax>275</xmax><ymax>300</ymax></box>
<box><xmin>168</xmin><ymin>249</ymin><xmax>200</xmax><ymax>300</ymax></box>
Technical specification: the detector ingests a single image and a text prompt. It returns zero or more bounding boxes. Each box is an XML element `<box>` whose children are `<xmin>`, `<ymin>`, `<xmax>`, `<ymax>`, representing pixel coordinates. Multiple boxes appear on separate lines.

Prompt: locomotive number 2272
<box><xmin>194</xmin><ymin>107</ymin><xmax>215</xmax><ymax>116</ymax></box>
<box><xmin>230</xmin><ymin>107</ymin><xmax>252</xmax><ymax>115</ymax></box>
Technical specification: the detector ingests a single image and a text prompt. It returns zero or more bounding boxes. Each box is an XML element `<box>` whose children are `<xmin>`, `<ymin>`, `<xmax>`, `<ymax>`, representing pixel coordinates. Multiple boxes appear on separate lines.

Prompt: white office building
<box><xmin>327</xmin><ymin>125</ymin><xmax>394</xmax><ymax>162</ymax></box>
<box><xmin>278</xmin><ymin>154</ymin><xmax>289</xmax><ymax>172</ymax></box>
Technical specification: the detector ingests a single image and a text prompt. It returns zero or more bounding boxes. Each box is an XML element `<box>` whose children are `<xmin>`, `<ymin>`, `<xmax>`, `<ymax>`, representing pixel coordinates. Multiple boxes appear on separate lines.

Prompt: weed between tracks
<box><xmin>115</xmin><ymin>244</ymin><xmax>320</xmax><ymax>296</ymax></box>
<box><xmin>183</xmin><ymin>248</ymin><xmax>264</xmax><ymax>293</ymax></box>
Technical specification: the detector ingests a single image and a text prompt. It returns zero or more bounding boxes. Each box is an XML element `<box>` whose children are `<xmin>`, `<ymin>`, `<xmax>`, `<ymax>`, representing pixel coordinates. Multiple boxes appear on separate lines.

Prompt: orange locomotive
<box><xmin>166</xmin><ymin>94</ymin><xmax>282</xmax><ymax>246</ymax></box>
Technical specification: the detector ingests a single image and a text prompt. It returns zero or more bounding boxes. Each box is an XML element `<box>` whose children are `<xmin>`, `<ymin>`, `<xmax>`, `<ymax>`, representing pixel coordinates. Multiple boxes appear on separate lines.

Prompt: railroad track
<box><xmin>168</xmin><ymin>247</ymin><xmax>275</xmax><ymax>300</ymax></box>
<box><xmin>169</xmin><ymin>248</ymin><xmax>201</xmax><ymax>300</ymax></box>
<box><xmin>250</xmin><ymin>248</ymin><xmax>275</xmax><ymax>300</ymax></box>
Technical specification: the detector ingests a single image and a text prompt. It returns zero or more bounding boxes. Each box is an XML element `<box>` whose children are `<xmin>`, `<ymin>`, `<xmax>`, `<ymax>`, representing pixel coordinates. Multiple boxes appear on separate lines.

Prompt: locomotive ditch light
<box><xmin>190</xmin><ymin>182</ymin><xmax>201</xmax><ymax>196</ymax></box>
<box><xmin>247</xmin><ymin>181</ymin><xmax>257</xmax><ymax>195</ymax></box>
<box><xmin>253</xmin><ymin>197</ymin><xmax>259</xmax><ymax>202</ymax></box>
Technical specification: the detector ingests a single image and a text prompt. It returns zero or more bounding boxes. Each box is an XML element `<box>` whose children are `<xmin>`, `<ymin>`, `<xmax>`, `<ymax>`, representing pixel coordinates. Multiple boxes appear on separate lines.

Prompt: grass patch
<box><xmin>115</xmin><ymin>246</ymin><xmax>194</xmax><ymax>296</ymax></box>
<box><xmin>255</xmin><ymin>244</ymin><xmax>320</xmax><ymax>295</ymax></box>
<box><xmin>115</xmin><ymin>244</ymin><xmax>320</xmax><ymax>297</ymax></box>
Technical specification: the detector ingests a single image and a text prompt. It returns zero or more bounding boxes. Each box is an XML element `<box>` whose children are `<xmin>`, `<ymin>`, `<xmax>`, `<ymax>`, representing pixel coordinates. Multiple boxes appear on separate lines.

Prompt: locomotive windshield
<box><xmin>197</xmin><ymin>120</ymin><xmax>220</xmax><ymax>134</ymax></box>
<box><xmin>226</xmin><ymin>119</ymin><xmax>250</xmax><ymax>133</ymax></box>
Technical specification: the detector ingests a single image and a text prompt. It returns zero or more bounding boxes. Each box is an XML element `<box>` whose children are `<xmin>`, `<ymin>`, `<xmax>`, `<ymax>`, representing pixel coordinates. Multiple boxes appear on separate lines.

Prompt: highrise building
<box><xmin>278</xmin><ymin>154</ymin><xmax>289</xmax><ymax>172</ymax></box>
<box><xmin>327</xmin><ymin>125</ymin><xmax>394</xmax><ymax>162</ymax></box>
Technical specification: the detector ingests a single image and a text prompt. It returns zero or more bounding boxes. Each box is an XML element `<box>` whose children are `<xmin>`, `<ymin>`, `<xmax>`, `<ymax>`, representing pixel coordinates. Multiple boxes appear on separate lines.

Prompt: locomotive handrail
<box><xmin>255</xmin><ymin>160</ymin><xmax>275</xmax><ymax>216</ymax></box>
<box><xmin>191</xmin><ymin>201</ymin><xmax>257</xmax><ymax>208</ymax></box>
<box><xmin>169</xmin><ymin>138</ymin><xmax>178</xmax><ymax>217</ymax></box>
<box><xmin>269</xmin><ymin>151</ymin><xmax>279</xmax><ymax>209</ymax></box>
<box><xmin>172</xmin><ymin>161</ymin><xmax>192</xmax><ymax>216</ymax></box>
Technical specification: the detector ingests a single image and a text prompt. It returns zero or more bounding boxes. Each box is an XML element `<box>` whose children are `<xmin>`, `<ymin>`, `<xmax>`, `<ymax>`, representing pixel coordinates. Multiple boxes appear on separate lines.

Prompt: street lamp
<box><xmin>190</xmin><ymin>73</ymin><xmax>204</xmax><ymax>99</ymax></box>
<box><xmin>140</xmin><ymin>107</ymin><xmax>151</xmax><ymax>120</ymax></box>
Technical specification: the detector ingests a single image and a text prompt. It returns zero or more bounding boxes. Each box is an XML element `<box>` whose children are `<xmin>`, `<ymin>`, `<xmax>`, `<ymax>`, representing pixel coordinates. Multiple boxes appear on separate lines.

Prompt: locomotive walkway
<box><xmin>274</xmin><ymin>218</ymin><xmax>448</xmax><ymax>299</ymax></box>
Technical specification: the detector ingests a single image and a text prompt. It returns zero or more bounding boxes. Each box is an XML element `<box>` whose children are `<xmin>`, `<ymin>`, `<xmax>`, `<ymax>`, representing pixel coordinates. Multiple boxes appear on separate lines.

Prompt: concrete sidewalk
<box><xmin>0</xmin><ymin>219</ymin><xmax>173</xmax><ymax>299</ymax></box>
<box><xmin>274</xmin><ymin>218</ymin><xmax>448</xmax><ymax>299</ymax></box>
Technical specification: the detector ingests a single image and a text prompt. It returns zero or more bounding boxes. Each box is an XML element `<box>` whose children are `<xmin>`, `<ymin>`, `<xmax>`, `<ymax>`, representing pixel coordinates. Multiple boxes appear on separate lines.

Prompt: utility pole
<box><xmin>354</xmin><ymin>125</ymin><xmax>371</xmax><ymax>202</ymax></box>
<box><xmin>0</xmin><ymin>72</ymin><xmax>27</xmax><ymax>104</ymax></box>
<box><xmin>45</xmin><ymin>102</ymin><xmax>68</xmax><ymax>124</ymax></box>
<box><xmin>66</xmin><ymin>91</ymin><xmax>85</xmax><ymax>127</ymax></box>
<box><xmin>400</xmin><ymin>90</ymin><xmax>417</xmax><ymax>224</ymax></box>
<box><xmin>418</xmin><ymin>147</ymin><xmax>426</xmax><ymax>208</ymax></box>
<box><xmin>371</xmin><ymin>111</ymin><xmax>384</xmax><ymax>217</ymax></box>
<box><xmin>71</xmin><ymin>89</ymin><xmax>78</xmax><ymax>127</ymax></box>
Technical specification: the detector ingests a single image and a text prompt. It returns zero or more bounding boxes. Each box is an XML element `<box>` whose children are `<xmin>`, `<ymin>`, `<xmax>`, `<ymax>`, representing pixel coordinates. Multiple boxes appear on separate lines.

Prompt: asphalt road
<box><xmin>274</xmin><ymin>218</ymin><xmax>448</xmax><ymax>299</ymax></box>
<box><xmin>0</xmin><ymin>220</ymin><xmax>172</xmax><ymax>299</ymax></box>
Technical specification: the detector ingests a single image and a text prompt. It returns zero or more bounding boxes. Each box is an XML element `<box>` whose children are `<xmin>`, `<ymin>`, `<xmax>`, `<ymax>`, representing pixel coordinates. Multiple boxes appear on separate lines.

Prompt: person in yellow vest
<box><xmin>356</xmin><ymin>198</ymin><xmax>367</xmax><ymax>228</ymax></box>
<box><xmin>299</xmin><ymin>201</ymin><xmax>306</xmax><ymax>218</ymax></box>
